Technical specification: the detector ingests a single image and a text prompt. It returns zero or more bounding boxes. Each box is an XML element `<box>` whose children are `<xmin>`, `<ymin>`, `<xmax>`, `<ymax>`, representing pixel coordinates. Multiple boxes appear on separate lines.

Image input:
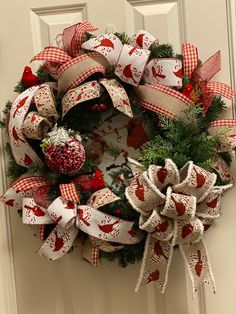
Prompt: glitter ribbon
<box><xmin>125</xmin><ymin>158</ymin><xmax>232</xmax><ymax>293</ymax></box>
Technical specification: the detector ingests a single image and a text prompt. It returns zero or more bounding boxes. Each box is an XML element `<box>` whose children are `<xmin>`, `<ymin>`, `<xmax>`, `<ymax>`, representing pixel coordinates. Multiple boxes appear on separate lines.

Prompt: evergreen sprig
<box><xmin>149</xmin><ymin>43</ymin><xmax>175</xmax><ymax>59</ymax></box>
<box><xmin>141</xmin><ymin>106</ymin><xmax>222</xmax><ymax>171</ymax></box>
<box><xmin>114</xmin><ymin>32</ymin><xmax>130</xmax><ymax>44</ymax></box>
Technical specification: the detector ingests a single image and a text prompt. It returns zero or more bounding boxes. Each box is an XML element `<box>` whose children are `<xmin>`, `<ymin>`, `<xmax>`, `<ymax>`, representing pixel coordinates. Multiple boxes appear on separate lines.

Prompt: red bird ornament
<box><xmin>21</xmin><ymin>66</ymin><xmax>39</xmax><ymax>88</ymax></box>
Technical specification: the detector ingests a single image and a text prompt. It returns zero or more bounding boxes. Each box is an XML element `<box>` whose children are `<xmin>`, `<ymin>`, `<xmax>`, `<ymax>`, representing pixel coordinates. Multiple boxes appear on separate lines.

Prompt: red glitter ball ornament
<box><xmin>42</xmin><ymin>128</ymin><xmax>85</xmax><ymax>175</ymax></box>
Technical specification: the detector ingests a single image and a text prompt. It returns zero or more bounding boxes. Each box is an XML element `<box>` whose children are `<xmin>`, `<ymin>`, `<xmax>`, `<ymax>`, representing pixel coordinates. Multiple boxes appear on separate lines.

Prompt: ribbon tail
<box><xmin>38</xmin><ymin>224</ymin><xmax>78</xmax><ymax>260</ymax></box>
<box><xmin>135</xmin><ymin>234</ymin><xmax>173</xmax><ymax>293</ymax></box>
<box><xmin>193</xmin><ymin>50</ymin><xmax>221</xmax><ymax>82</ymax></box>
<box><xmin>207</xmin><ymin>82</ymin><xmax>236</xmax><ymax>99</ymax></box>
<box><xmin>179</xmin><ymin>240</ymin><xmax>216</xmax><ymax>295</ymax></box>
<box><xmin>212</xmin><ymin>155</ymin><xmax>234</xmax><ymax>183</ymax></box>
<box><xmin>82</xmin><ymin>237</ymin><xmax>123</xmax><ymax>267</ymax></box>
<box><xmin>100</xmin><ymin>78</ymin><xmax>133</xmax><ymax>117</ymax></box>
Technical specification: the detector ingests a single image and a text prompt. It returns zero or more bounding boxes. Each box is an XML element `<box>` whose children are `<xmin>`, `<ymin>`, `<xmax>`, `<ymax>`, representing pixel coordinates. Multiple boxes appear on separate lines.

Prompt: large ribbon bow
<box><xmin>32</xmin><ymin>22</ymin><xmax>182</xmax><ymax>91</ymax></box>
<box><xmin>32</xmin><ymin>22</ymin><xmax>193</xmax><ymax>119</ymax></box>
<box><xmin>1</xmin><ymin>176</ymin><xmax>142</xmax><ymax>260</ymax></box>
<box><xmin>125</xmin><ymin>158</ymin><xmax>231</xmax><ymax>293</ymax></box>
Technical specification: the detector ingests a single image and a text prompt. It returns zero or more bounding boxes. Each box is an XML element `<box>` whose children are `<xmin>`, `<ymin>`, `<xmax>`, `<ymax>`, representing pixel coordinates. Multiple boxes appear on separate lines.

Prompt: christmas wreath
<box><xmin>1</xmin><ymin>21</ymin><xmax>236</xmax><ymax>294</ymax></box>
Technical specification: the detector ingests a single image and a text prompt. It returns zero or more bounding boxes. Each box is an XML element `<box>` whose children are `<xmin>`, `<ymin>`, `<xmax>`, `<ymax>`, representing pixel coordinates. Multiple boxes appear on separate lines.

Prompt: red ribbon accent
<box><xmin>10</xmin><ymin>176</ymin><xmax>80</xmax><ymax>206</ymax></box>
<box><xmin>182</xmin><ymin>44</ymin><xmax>236</xmax><ymax>112</ymax></box>
<box><xmin>31</xmin><ymin>22</ymin><xmax>97</xmax><ymax>70</ymax></box>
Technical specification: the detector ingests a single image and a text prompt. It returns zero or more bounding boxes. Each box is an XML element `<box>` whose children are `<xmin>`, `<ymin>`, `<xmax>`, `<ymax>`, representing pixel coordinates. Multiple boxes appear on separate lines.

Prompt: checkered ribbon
<box><xmin>182</xmin><ymin>43</ymin><xmax>198</xmax><ymax>78</ymax></box>
<box><xmin>31</xmin><ymin>46</ymin><xmax>72</xmax><ymax>64</ymax></box>
<box><xmin>62</xmin><ymin>21</ymin><xmax>98</xmax><ymax>57</ymax></box>
<box><xmin>38</xmin><ymin>225</ymin><xmax>46</xmax><ymax>241</ymax></box>
<box><xmin>31</xmin><ymin>22</ymin><xmax>108</xmax><ymax>92</ymax></box>
<box><xmin>10</xmin><ymin>176</ymin><xmax>50</xmax><ymax>191</ymax></box>
<box><xmin>92</xmin><ymin>246</ymin><xmax>100</xmax><ymax>267</ymax></box>
<box><xmin>59</xmin><ymin>183</ymin><xmax>80</xmax><ymax>203</ymax></box>
<box><xmin>125</xmin><ymin>158</ymin><xmax>232</xmax><ymax>294</ymax></box>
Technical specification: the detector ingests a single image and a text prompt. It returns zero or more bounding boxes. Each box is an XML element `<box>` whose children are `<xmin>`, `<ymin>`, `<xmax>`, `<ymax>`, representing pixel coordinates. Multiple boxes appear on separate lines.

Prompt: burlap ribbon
<box><xmin>1</xmin><ymin>176</ymin><xmax>142</xmax><ymax>260</ymax></box>
<box><xmin>125</xmin><ymin>158</ymin><xmax>232</xmax><ymax>293</ymax></box>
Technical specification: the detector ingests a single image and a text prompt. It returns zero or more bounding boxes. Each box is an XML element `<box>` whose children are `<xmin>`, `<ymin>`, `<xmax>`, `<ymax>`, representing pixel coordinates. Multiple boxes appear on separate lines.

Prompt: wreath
<box><xmin>1</xmin><ymin>21</ymin><xmax>236</xmax><ymax>294</ymax></box>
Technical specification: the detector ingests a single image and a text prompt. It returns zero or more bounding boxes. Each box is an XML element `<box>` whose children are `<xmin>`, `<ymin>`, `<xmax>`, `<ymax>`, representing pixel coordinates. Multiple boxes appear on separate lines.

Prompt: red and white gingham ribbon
<box><xmin>62</xmin><ymin>21</ymin><xmax>98</xmax><ymax>57</ymax></box>
<box><xmin>59</xmin><ymin>183</ymin><xmax>80</xmax><ymax>203</ymax></box>
<box><xmin>10</xmin><ymin>176</ymin><xmax>50</xmax><ymax>191</ymax></box>
<box><xmin>182</xmin><ymin>43</ymin><xmax>198</xmax><ymax>78</ymax></box>
<box><xmin>31</xmin><ymin>46</ymin><xmax>72</xmax><ymax>64</ymax></box>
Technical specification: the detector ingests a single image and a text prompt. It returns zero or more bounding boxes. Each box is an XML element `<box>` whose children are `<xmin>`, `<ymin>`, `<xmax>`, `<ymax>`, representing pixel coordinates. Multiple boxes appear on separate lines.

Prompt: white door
<box><xmin>1</xmin><ymin>0</ymin><xmax>236</xmax><ymax>313</ymax></box>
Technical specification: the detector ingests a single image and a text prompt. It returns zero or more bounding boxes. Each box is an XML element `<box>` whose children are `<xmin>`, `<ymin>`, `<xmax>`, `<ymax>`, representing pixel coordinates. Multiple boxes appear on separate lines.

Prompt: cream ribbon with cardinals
<box><xmin>2</xmin><ymin>180</ymin><xmax>142</xmax><ymax>260</ymax></box>
<box><xmin>125</xmin><ymin>158</ymin><xmax>231</xmax><ymax>293</ymax></box>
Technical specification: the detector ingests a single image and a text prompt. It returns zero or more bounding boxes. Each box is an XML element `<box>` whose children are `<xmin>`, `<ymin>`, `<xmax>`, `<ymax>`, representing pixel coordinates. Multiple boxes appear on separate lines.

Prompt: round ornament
<box><xmin>41</xmin><ymin>127</ymin><xmax>85</xmax><ymax>175</ymax></box>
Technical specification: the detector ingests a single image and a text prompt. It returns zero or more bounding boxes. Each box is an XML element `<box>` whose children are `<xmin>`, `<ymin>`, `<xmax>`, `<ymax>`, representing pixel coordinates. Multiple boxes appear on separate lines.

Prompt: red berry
<box><xmin>114</xmin><ymin>209</ymin><xmax>123</xmax><ymax>215</ymax></box>
<box><xmin>99</xmin><ymin>103</ymin><xmax>107</xmax><ymax>110</ymax></box>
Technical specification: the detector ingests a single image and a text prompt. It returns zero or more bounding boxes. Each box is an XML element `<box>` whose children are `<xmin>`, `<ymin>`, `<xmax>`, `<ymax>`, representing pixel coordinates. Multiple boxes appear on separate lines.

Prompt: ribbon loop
<box><xmin>62</xmin><ymin>21</ymin><xmax>98</xmax><ymax>57</ymax></box>
<box><xmin>62</xmin><ymin>80</ymin><xmax>101</xmax><ymax>117</ymax></box>
<box><xmin>125</xmin><ymin>172</ymin><xmax>165</xmax><ymax>215</ymax></box>
<box><xmin>47</xmin><ymin>197</ymin><xmax>77</xmax><ymax>229</ymax></box>
<box><xmin>129</xmin><ymin>30</ymin><xmax>158</xmax><ymax>49</ymax></box>
<box><xmin>34</xmin><ymin>85</ymin><xmax>58</xmax><ymax>119</ymax></box>
<box><xmin>31</xmin><ymin>46</ymin><xmax>72</xmax><ymax>64</ymax></box>
<box><xmin>22</xmin><ymin>111</ymin><xmax>52</xmax><ymax>140</ymax></box>
<box><xmin>161</xmin><ymin>187</ymin><xmax>197</xmax><ymax>220</ymax></box>
<box><xmin>208</xmin><ymin>119</ymin><xmax>236</xmax><ymax>152</ymax></box>
<box><xmin>144</xmin><ymin>58</ymin><xmax>182</xmax><ymax>87</ymax></box>
<box><xmin>173</xmin><ymin>162</ymin><xmax>217</xmax><ymax>202</ymax></box>
<box><xmin>139</xmin><ymin>210</ymin><xmax>173</xmax><ymax>241</ymax></box>
<box><xmin>22</xmin><ymin>197</ymin><xmax>53</xmax><ymax>225</ymax></box>
<box><xmin>176</xmin><ymin>218</ymin><xmax>204</xmax><ymax>244</ymax></box>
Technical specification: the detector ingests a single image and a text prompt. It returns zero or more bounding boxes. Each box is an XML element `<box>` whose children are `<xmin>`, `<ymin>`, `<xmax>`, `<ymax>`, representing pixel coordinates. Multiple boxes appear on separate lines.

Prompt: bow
<box><xmin>1</xmin><ymin>176</ymin><xmax>142</xmax><ymax>260</ymax></box>
<box><xmin>31</xmin><ymin>22</ymin><xmax>190</xmax><ymax>116</ymax></box>
<box><xmin>182</xmin><ymin>43</ymin><xmax>236</xmax><ymax>112</ymax></box>
<box><xmin>8</xmin><ymin>84</ymin><xmax>58</xmax><ymax>167</ymax></box>
<box><xmin>125</xmin><ymin>158</ymin><xmax>232</xmax><ymax>293</ymax></box>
